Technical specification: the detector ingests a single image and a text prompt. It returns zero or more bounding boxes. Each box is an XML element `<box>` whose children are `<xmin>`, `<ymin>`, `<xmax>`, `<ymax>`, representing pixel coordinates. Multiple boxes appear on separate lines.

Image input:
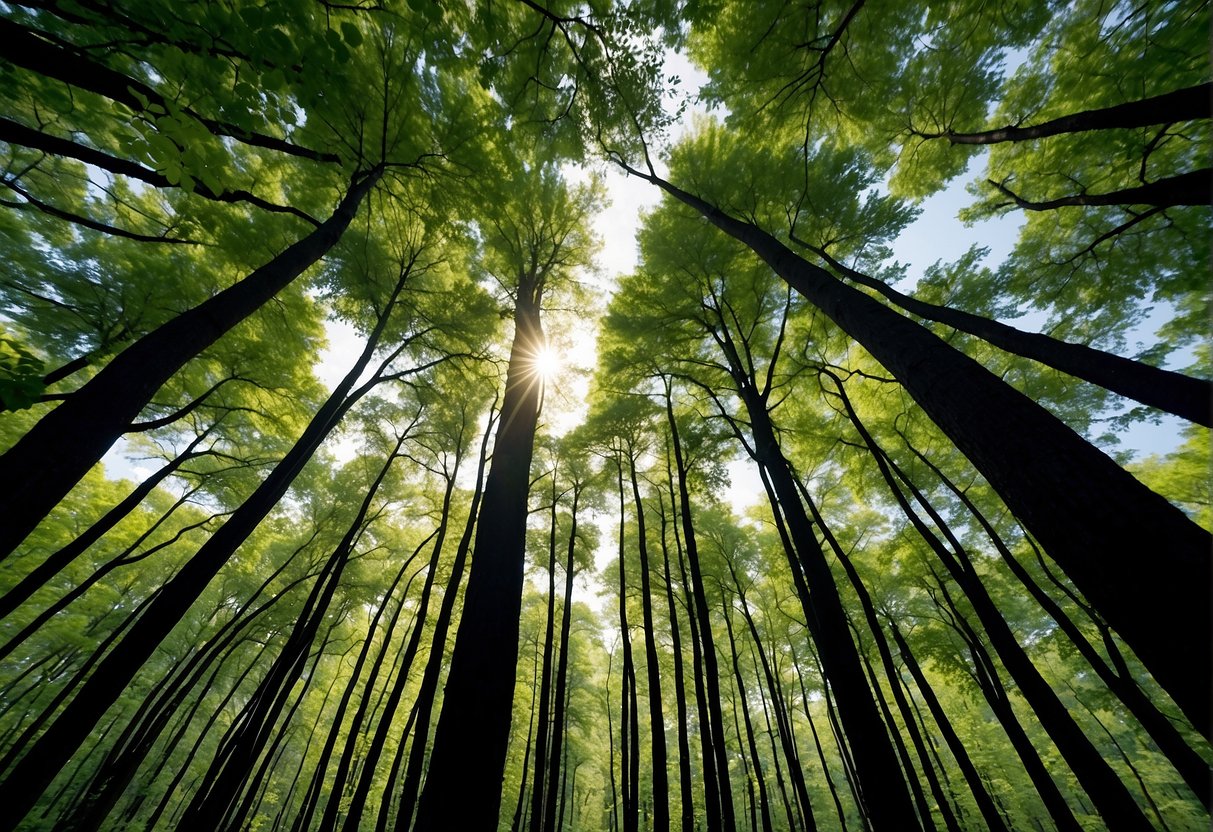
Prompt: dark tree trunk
<box><xmin>626</xmin><ymin>450</ymin><xmax>670</xmax><ymax>832</ymax></box>
<box><xmin>528</xmin><ymin>486</ymin><xmax>562</xmax><ymax>832</ymax></box>
<box><xmin>656</xmin><ymin>484</ymin><xmax>695</xmax><ymax>832</ymax></box>
<box><xmin>336</xmin><ymin>462</ymin><xmax>464</xmax><ymax>832</ymax></box>
<box><xmin>0</xmin><ymin>169</ymin><xmax>381</xmax><ymax>559</ymax></box>
<box><xmin>392</xmin><ymin>403</ymin><xmax>495</xmax><ymax>829</ymax></box>
<box><xmin>716</xmin><ymin>346</ymin><xmax>920</xmax><ymax>828</ymax></box>
<box><xmin>803</xmin><ymin>244</ymin><xmax>1211</xmax><ymax>426</ymax></box>
<box><xmin>614</xmin><ymin>457</ymin><xmax>641</xmax><ymax>832</ymax></box>
<box><xmin>904</xmin><ymin>435</ymin><xmax>1213</xmax><ymax>785</ymax></box>
<box><xmin>888</xmin><ymin>619</ymin><xmax>1011</xmax><ymax>832</ymax></box>
<box><xmin>989</xmin><ymin>168</ymin><xmax>1211</xmax><ymax>209</ymax></box>
<box><xmin>664</xmin><ymin>395</ymin><xmax>736</xmax><ymax>831</ymax></box>
<box><xmin>795</xmin><ymin>477</ymin><xmax>961</xmax><ymax>832</ymax></box>
<box><xmin>924</xmin><ymin>82</ymin><xmax>1211</xmax><ymax>144</ymax></box>
<box><xmin>852</xmin><ymin>627</ymin><xmax>937</xmax><ymax>832</ymax></box>
<box><xmin>291</xmin><ymin>534</ymin><xmax>430</xmax><ymax>832</ymax></box>
<box><xmin>727</xmin><ymin>564</ymin><xmax>815</xmax><ymax>829</ymax></box>
<box><xmin>721</xmin><ymin>604</ymin><xmax>775</xmax><ymax>832</ymax></box>
<box><xmin>0</xmin><ymin>426</ymin><xmax>211</xmax><ymax>606</ymax></box>
<box><xmin>0</xmin><ymin>275</ymin><xmax>402</xmax><ymax>830</ymax></box>
<box><xmin>788</xmin><ymin>642</ymin><xmax>850</xmax><ymax>831</ymax></box>
<box><xmin>542</xmin><ymin>484</ymin><xmax>581</xmax><ymax>832</ymax></box>
<box><xmin>827</xmin><ymin>370</ymin><xmax>1156</xmax><ymax>831</ymax></box>
<box><xmin>413</xmin><ymin>281</ymin><xmax>546</xmax><ymax>829</ymax></box>
<box><xmin>511</xmin><ymin>640</ymin><xmax>544</xmax><ymax>832</ymax></box>
<box><xmin>929</xmin><ymin>576</ymin><xmax>1085</xmax><ymax>832</ymax></box>
<box><xmin>624</xmin><ymin>164</ymin><xmax>1212</xmax><ymax>727</ymax></box>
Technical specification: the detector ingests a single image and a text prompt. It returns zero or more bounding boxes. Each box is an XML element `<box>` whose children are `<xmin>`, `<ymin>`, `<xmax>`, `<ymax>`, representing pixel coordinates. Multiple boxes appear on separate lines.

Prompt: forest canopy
<box><xmin>0</xmin><ymin>1</ymin><xmax>1209</xmax><ymax>831</ymax></box>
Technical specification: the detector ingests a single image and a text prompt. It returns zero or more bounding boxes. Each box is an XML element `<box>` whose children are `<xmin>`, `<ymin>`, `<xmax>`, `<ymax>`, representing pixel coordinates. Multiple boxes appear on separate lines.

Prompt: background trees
<box><xmin>0</xmin><ymin>1</ymin><xmax>1208</xmax><ymax>830</ymax></box>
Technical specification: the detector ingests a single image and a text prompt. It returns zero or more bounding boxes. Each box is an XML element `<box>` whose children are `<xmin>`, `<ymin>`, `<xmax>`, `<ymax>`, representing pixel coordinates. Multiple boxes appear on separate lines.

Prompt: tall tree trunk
<box><xmin>613</xmin><ymin>456</ymin><xmax>641</xmax><ymax>832</ymax></box>
<box><xmin>920</xmin><ymin>82</ymin><xmax>1211</xmax><ymax>144</ymax></box>
<box><xmin>928</xmin><ymin>576</ymin><xmax>1085</xmax><ymax>832</ymax></box>
<box><xmin>179</xmin><ymin>434</ymin><xmax>410</xmax><ymax>828</ymax></box>
<box><xmin>794</xmin><ymin>476</ymin><xmax>962</xmax><ymax>832</ymax></box>
<box><xmin>664</xmin><ymin>392</ymin><xmax>736</xmax><ymax>831</ymax></box>
<box><xmin>802</xmin><ymin>243</ymin><xmax>1210</xmax><ymax>426</ymax></box>
<box><xmin>413</xmin><ymin>281</ymin><xmax>546</xmax><ymax>829</ymax></box>
<box><xmin>787</xmin><ymin>641</ymin><xmax>850</xmax><ymax>831</ymax></box>
<box><xmin>727</xmin><ymin>563</ymin><xmax>815</xmax><ymax>828</ymax></box>
<box><xmin>656</xmin><ymin>486</ymin><xmax>695</xmax><ymax>832</ymax></box>
<box><xmin>291</xmin><ymin>536</ymin><xmax>430</xmax><ymax>832</ymax></box>
<box><xmin>827</xmin><ymin>370</ymin><xmax>1156</xmax><ymax>831</ymax></box>
<box><xmin>626</xmin><ymin>449</ymin><xmax>670</xmax><ymax>832</ymax></box>
<box><xmin>0</xmin><ymin>426</ymin><xmax>213</xmax><ymax>611</ymax></box>
<box><xmin>393</xmin><ymin>400</ymin><xmax>495</xmax><ymax>830</ymax></box>
<box><xmin>528</xmin><ymin>485</ymin><xmax>562</xmax><ymax>832</ymax></box>
<box><xmin>0</xmin><ymin>272</ymin><xmax>404</xmax><ymax>830</ymax></box>
<box><xmin>542</xmin><ymin>484</ymin><xmax>581</xmax><ymax>832</ymax></box>
<box><xmin>0</xmin><ymin>169</ymin><xmax>381</xmax><ymax>559</ymax></box>
<box><xmin>889</xmin><ymin>618</ymin><xmax>1016</xmax><ymax>832</ymax></box>
<box><xmin>511</xmin><ymin>638</ymin><xmax>543</xmax><ymax>832</ymax></box>
<box><xmin>851</xmin><ymin>625</ymin><xmax>937</xmax><ymax>832</ymax></box>
<box><xmin>336</xmin><ymin>458</ymin><xmax>464</xmax><ymax>832</ymax></box>
<box><xmin>720</xmin><ymin>355</ymin><xmax>920</xmax><ymax>828</ymax></box>
<box><xmin>903</xmin><ymin>433</ymin><xmax>1213</xmax><ymax>782</ymax></box>
<box><xmin>623</xmin><ymin>163</ymin><xmax>1211</xmax><ymax>725</ymax></box>
<box><xmin>721</xmin><ymin>603</ymin><xmax>776</xmax><ymax>832</ymax></box>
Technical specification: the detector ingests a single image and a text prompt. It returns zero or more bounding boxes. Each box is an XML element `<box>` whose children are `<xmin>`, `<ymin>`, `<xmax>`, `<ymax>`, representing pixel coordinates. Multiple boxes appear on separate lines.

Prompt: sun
<box><xmin>531</xmin><ymin>345</ymin><xmax>562</xmax><ymax>382</ymax></box>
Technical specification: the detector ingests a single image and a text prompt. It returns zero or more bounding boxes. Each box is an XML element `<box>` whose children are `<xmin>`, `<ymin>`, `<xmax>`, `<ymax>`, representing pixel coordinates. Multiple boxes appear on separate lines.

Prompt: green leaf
<box><xmin>340</xmin><ymin>22</ymin><xmax>363</xmax><ymax>48</ymax></box>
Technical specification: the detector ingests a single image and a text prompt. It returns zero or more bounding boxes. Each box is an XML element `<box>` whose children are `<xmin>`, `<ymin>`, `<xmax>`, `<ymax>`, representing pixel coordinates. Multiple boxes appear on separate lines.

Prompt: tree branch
<box><xmin>916</xmin><ymin>83</ymin><xmax>1211</xmax><ymax>145</ymax></box>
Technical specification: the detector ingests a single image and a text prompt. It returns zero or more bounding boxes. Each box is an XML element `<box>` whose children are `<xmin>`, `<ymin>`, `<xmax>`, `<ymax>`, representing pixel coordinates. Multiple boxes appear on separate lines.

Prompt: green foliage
<box><xmin>0</xmin><ymin>334</ymin><xmax>44</xmax><ymax>410</ymax></box>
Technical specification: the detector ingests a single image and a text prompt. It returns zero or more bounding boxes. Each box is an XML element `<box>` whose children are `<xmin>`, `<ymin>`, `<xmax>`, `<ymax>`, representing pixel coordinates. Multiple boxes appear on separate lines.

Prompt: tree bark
<box><xmin>829</xmin><ymin>371</ymin><xmax>1155</xmax><ymax>830</ymax></box>
<box><xmin>721</xmin><ymin>603</ymin><xmax>775</xmax><ymax>832</ymax></box>
<box><xmin>656</xmin><ymin>485</ymin><xmax>695</xmax><ymax>832</ymax></box>
<box><xmin>527</xmin><ymin>487</ymin><xmax>561</xmax><ymax>832</ymax></box>
<box><xmin>0</xmin><ymin>17</ymin><xmax>339</xmax><ymax>163</ymax></box>
<box><xmin>413</xmin><ymin>280</ymin><xmax>546</xmax><ymax>829</ymax></box>
<box><xmin>888</xmin><ymin>619</ymin><xmax>1014</xmax><ymax>832</ymax></box>
<box><xmin>989</xmin><ymin>169</ymin><xmax>1211</xmax><ymax>209</ymax></box>
<box><xmin>904</xmin><ymin>434</ymin><xmax>1213</xmax><ymax>782</ymax></box>
<box><xmin>663</xmin><ymin>395</ymin><xmax>736</xmax><ymax>831</ymax></box>
<box><xmin>542</xmin><ymin>484</ymin><xmax>581</xmax><ymax>832</ymax></box>
<box><xmin>0</xmin><ymin>168</ymin><xmax>381</xmax><ymax>559</ymax></box>
<box><xmin>393</xmin><ymin>402</ymin><xmax>496</xmax><ymax>829</ymax></box>
<box><xmin>0</xmin><ymin>272</ymin><xmax>400</xmax><ymax>830</ymax></box>
<box><xmin>928</xmin><ymin>577</ymin><xmax>1085</xmax><ymax>832</ymax></box>
<box><xmin>918</xmin><ymin>83</ymin><xmax>1211</xmax><ymax>144</ymax></box>
<box><xmin>802</xmin><ymin>242</ymin><xmax>1211</xmax><ymax>426</ymax></box>
<box><xmin>709</xmin><ymin>316</ymin><xmax>920</xmax><ymax>829</ymax></box>
<box><xmin>626</xmin><ymin>450</ymin><xmax>670</xmax><ymax>832</ymax></box>
<box><xmin>623</xmin><ymin>163</ymin><xmax>1211</xmax><ymax>730</ymax></box>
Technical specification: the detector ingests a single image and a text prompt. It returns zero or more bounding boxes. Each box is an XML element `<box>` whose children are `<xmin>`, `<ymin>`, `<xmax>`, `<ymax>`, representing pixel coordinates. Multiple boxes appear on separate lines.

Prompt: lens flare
<box><xmin>532</xmin><ymin>346</ymin><xmax>562</xmax><ymax>381</ymax></box>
